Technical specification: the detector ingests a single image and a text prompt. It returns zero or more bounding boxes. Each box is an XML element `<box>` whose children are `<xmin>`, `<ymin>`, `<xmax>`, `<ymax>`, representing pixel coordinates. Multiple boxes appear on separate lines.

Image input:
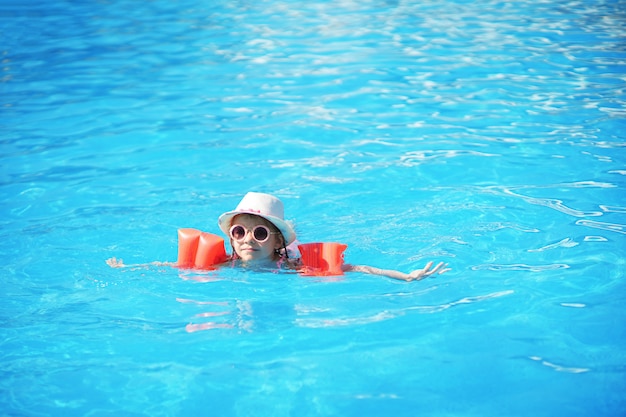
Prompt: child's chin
<box><xmin>239</xmin><ymin>254</ymin><xmax>265</xmax><ymax>263</ymax></box>
<box><xmin>239</xmin><ymin>255</ymin><xmax>274</xmax><ymax>265</ymax></box>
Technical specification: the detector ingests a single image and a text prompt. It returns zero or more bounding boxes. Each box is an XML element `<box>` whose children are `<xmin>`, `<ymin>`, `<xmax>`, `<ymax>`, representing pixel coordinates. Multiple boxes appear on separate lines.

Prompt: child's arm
<box><xmin>343</xmin><ymin>261</ymin><xmax>450</xmax><ymax>281</ymax></box>
<box><xmin>105</xmin><ymin>257</ymin><xmax>175</xmax><ymax>269</ymax></box>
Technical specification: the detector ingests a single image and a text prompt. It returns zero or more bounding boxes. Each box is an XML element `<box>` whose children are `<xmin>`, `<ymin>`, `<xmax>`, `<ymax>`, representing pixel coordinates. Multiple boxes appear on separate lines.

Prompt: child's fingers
<box><xmin>427</xmin><ymin>261</ymin><xmax>445</xmax><ymax>274</ymax></box>
<box><xmin>421</xmin><ymin>261</ymin><xmax>434</xmax><ymax>272</ymax></box>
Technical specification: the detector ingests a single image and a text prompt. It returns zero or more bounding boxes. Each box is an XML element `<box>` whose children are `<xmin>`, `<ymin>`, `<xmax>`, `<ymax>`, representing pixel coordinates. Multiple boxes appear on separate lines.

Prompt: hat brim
<box><xmin>218</xmin><ymin>210</ymin><xmax>296</xmax><ymax>245</ymax></box>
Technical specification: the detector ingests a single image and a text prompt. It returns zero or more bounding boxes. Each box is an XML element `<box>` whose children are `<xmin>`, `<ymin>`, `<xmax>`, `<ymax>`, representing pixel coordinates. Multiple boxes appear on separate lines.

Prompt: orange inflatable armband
<box><xmin>177</xmin><ymin>228</ymin><xmax>228</xmax><ymax>270</ymax></box>
<box><xmin>298</xmin><ymin>242</ymin><xmax>347</xmax><ymax>276</ymax></box>
<box><xmin>177</xmin><ymin>228</ymin><xmax>202</xmax><ymax>267</ymax></box>
<box><xmin>195</xmin><ymin>232</ymin><xmax>228</xmax><ymax>268</ymax></box>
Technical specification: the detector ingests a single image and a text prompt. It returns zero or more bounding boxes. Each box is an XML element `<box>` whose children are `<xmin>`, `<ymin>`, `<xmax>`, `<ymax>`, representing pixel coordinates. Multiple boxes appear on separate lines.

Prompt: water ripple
<box><xmin>528</xmin><ymin>355</ymin><xmax>590</xmax><ymax>374</ymax></box>
<box><xmin>405</xmin><ymin>290</ymin><xmax>515</xmax><ymax>314</ymax></box>
<box><xmin>500</xmin><ymin>188</ymin><xmax>605</xmax><ymax>218</ymax></box>
<box><xmin>527</xmin><ymin>238</ymin><xmax>579</xmax><ymax>252</ymax></box>
<box><xmin>295</xmin><ymin>290</ymin><xmax>514</xmax><ymax>328</ymax></box>
<box><xmin>472</xmin><ymin>263</ymin><xmax>570</xmax><ymax>272</ymax></box>
<box><xmin>575</xmin><ymin>220</ymin><xmax>626</xmax><ymax>235</ymax></box>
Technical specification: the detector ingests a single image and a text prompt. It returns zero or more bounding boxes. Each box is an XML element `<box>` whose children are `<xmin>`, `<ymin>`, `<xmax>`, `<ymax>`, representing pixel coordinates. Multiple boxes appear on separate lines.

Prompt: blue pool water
<box><xmin>2</xmin><ymin>0</ymin><xmax>625</xmax><ymax>415</ymax></box>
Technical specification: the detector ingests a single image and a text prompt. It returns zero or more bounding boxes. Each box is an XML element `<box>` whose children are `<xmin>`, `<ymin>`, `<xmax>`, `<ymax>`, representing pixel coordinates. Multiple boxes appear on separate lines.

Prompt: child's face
<box><xmin>230</xmin><ymin>214</ymin><xmax>283</xmax><ymax>263</ymax></box>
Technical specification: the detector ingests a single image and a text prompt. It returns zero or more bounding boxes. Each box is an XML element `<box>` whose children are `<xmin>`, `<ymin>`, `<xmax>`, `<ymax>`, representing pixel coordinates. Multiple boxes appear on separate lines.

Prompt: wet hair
<box><xmin>228</xmin><ymin>214</ymin><xmax>288</xmax><ymax>262</ymax></box>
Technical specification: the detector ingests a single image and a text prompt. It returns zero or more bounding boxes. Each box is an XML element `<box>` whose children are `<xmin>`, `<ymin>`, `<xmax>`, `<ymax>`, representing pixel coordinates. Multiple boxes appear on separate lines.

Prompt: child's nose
<box><xmin>243</xmin><ymin>229</ymin><xmax>256</xmax><ymax>243</ymax></box>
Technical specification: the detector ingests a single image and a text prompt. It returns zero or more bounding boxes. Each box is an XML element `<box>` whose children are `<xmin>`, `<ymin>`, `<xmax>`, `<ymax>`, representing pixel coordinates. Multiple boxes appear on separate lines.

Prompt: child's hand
<box><xmin>106</xmin><ymin>257</ymin><xmax>126</xmax><ymax>268</ymax></box>
<box><xmin>406</xmin><ymin>261</ymin><xmax>450</xmax><ymax>281</ymax></box>
<box><xmin>343</xmin><ymin>261</ymin><xmax>450</xmax><ymax>281</ymax></box>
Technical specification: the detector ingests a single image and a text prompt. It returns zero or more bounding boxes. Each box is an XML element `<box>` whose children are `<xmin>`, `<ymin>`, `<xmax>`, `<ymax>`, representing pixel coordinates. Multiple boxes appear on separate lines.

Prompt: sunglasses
<box><xmin>229</xmin><ymin>224</ymin><xmax>278</xmax><ymax>243</ymax></box>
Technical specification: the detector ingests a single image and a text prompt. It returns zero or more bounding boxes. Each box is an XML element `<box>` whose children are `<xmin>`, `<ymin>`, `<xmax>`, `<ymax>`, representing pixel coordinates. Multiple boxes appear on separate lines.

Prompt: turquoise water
<box><xmin>2</xmin><ymin>0</ymin><xmax>625</xmax><ymax>415</ymax></box>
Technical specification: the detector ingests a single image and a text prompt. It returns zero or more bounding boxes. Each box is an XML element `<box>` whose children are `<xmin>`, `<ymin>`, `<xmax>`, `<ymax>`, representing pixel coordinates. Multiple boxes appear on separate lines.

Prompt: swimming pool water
<box><xmin>2</xmin><ymin>0</ymin><xmax>625</xmax><ymax>416</ymax></box>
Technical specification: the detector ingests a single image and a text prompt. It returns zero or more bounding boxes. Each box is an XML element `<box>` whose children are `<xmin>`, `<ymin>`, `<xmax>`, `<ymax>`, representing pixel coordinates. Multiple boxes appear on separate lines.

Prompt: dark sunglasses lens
<box><xmin>253</xmin><ymin>226</ymin><xmax>269</xmax><ymax>241</ymax></box>
<box><xmin>231</xmin><ymin>225</ymin><xmax>245</xmax><ymax>240</ymax></box>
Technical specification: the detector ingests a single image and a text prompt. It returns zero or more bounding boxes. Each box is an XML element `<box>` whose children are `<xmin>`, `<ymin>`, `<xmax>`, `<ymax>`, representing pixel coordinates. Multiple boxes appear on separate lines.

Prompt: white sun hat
<box><xmin>217</xmin><ymin>192</ymin><xmax>297</xmax><ymax>245</ymax></box>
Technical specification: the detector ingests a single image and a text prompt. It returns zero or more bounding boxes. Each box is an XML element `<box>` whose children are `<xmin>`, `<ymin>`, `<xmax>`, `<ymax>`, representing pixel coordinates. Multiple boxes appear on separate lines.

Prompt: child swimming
<box><xmin>107</xmin><ymin>192</ymin><xmax>449</xmax><ymax>281</ymax></box>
